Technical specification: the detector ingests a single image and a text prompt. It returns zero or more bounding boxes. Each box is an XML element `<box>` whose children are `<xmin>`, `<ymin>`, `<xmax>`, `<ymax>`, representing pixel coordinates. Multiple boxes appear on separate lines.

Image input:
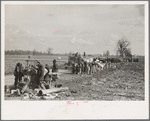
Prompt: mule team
<box><xmin>71</xmin><ymin>53</ymin><xmax>112</xmax><ymax>75</ymax></box>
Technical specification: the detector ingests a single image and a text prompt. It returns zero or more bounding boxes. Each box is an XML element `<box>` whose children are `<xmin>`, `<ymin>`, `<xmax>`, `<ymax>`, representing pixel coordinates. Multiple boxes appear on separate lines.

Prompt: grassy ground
<box><xmin>5</xmin><ymin>61</ymin><xmax>145</xmax><ymax>101</ymax></box>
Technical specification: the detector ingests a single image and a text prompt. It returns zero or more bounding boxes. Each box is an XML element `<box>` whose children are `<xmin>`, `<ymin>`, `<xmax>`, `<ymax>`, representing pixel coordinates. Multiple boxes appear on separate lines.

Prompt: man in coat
<box><xmin>52</xmin><ymin>59</ymin><xmax>58</xmax><ymax>73</ymax></box>
<box><xmin>32</xmin><ymin>60</ymin><xmax>46</xmax><ymax>89</ymax></box>
<box><xmin>14</xmin><ymin>62</ymin><xmax>24</xmax><ymax>88</ymax></box>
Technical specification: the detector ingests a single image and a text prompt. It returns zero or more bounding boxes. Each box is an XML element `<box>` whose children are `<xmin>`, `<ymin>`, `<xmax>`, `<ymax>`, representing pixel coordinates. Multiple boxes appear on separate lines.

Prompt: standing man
<box><xmin>84</xmin><ymin>60</ymin><xmax>87</xmax><ymax>73</ymax></box>
<box><xmin>81</xmin><ymin>59</ymin><xmax>84</xmax><ymax>74</ymax></box>
<box><xmin>14</xmin><ymin>63</ymin><xmax>24</xmax><ymax>88</ymax></box>
<box><xmin>52</xmin><ymin>59</ymin><xmax>58</xmax><ymax>72</ymax></box>
<box><xmin>32</xmin><ymin>60</ymin><xmax>45</xmax><ymax>89</ymax></box>
<box><xmin>72</xmin><ymin>62</ymin><xmax>77</xmax><ymax>74</ymax></box>
<box><xmin>83</xmin><ymin>52</ymin><xmax>86</xmax><ymax>58</ymax></box>
<box><xmin>77</xmin><ymin>55</ymin><xmax>82</xmax><ymax>74</ymax></box>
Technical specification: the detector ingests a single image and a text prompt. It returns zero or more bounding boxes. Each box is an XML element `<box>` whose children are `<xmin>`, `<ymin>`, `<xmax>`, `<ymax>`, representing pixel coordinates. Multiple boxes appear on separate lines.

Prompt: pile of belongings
<box><xmin>5</xmin><ymin>65</ymin><xmax>69</xmax><ymax>100</ymax></box>
<box><xmin>5</xmin><ymin>82</ymin><xmax>69</xmax><ymax>100</ymax></box>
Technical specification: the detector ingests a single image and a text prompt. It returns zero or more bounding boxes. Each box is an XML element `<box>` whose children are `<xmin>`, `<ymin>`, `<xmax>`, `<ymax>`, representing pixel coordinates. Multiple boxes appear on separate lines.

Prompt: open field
<box><xmin>5</xmin><ymin>54</ymin><xmax>68</xmax><ymax>60</ymax></box>
<box><xmin>5</xmin><ymin>55</ymin><xmax>68</xmax><ymax>75</ymax></box>
<box><xmin>5</xmin><ymin>54</ymin><xmax>144</xmax><ymax>75</ymax></box>
<box><xmin>5</xmin><ymin>61</ymin><xmax>145</xmax><ymax>101</ymax></box>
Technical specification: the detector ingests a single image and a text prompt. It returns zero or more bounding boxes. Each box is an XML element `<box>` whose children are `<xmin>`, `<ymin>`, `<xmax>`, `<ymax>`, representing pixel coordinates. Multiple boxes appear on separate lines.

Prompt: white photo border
<box><xmin>1</xmin><ymin>1</ymin><xmax>149</xmax><ymax>120</ymax></box>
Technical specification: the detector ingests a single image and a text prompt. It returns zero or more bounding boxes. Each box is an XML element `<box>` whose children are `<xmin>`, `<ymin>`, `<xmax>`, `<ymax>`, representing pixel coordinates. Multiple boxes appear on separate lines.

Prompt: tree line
<box><xmin>6</xmin><ymin>37</ymin><xmax>132</xmax><ymax>58</ymax></box>
<box><xmin>5</xmin><ymin>48</ymin><xmax>72</xmax><ymax>56</ymax></box>
<box><xmin>5</xmin><ymin>49</ymin><xmax>49</xmax><ymax>56</ymax></box>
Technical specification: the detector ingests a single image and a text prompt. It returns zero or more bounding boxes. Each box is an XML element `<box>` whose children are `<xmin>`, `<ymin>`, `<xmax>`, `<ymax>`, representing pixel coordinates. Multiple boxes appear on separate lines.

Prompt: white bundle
<box><xmin>44</xmin><ymin>68</ymin><xmax>48</xmax><ymax>76</ymax></box>
<box><xmin>89</xmin><ymin>58</ymin><xmax>93</xmax><ymax>63</ymax></box>
<box><xmin>95</xmin><ymin>59</ymin><xmax>99</xmax><ymax>63</ymax></box>
<box><xmin>86</xmin><ymin>59</ymin><xmax>90</xmax><ymax>63</ymax></box>
<box><xmin>83</xmin><ymin>58</ymin><xmax>87</xmax><ymax>62</ymax></box>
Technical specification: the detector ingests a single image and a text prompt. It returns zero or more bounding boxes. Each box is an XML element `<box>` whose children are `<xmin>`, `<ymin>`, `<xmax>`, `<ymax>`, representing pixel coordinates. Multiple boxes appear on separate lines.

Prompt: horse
<box><xmin>83</xmin><ymin>58</ymin><xmax>94</xmax><ymax>75</ymax></box>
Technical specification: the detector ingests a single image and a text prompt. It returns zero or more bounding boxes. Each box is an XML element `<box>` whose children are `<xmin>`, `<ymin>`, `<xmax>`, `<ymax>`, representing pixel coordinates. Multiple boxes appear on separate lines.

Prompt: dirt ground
<box><xmin>5</xmin><ymin>61</ymin><xmax>145</xmax><ymax>101</ymax></box>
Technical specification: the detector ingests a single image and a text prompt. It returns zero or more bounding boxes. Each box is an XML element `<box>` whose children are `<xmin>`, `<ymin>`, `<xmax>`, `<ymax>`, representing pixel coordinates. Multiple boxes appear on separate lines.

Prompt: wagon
<box><xmin>64</xmin><ymin>55</ymin><xmax>78</xmax><ymax>69</ymax></box>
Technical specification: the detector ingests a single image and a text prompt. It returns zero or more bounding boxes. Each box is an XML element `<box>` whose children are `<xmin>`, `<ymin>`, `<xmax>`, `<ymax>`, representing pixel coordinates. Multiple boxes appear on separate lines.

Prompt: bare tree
<box><xmin>103</xmin><ymin>50</ymin><xmax>110</xmax><ymax>57</ymax></box>
<box><xmin>105</xmin><ymin>50</ymin><xmax>110</xmax><ymax>62</ymax></box>
<box><xmin>116</xmin><ymin>37</ymin><xmax>131</xmax><ymax>58</ymax></box>
<box><xmin>106</xmin><ymin>50</ymin><xmax>110</xmax><ymax>57</ymax></box>
<box><xmin>33</xmin><ymin>49</ymin><xmax>37</xmax><ymax>56</ymax></box>
<box><xmin>103</xmin><ymin>51</ymin><xmax>106</xmax><ymax>57</ymax></box>
<box><xmin>47</xmin><ymin>47</ymin><xmax>53</xmax><ymax>55</ymax></box>
<box><xmin>103</xmin><ymin>50</ymin><xmax>110</xmax><ymax>68</ymax></box>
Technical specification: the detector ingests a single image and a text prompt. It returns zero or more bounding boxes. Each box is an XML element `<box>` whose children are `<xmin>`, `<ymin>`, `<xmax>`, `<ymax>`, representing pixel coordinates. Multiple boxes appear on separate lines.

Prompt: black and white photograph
<box><xmin>1</xmin><ymin>1</ymin><xmax>149</xmax><ymax>120</ymax></box>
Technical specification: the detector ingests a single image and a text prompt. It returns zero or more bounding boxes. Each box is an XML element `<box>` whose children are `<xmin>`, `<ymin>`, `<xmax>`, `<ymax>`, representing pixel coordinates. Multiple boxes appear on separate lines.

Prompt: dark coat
<box><xmin>14</xmin><ymin>63</ymin><xmax>23</xmax><ymax>77</ymax></box>
<box><xmin>52</xmin><ymin>63</ymin><xmax>58</xmax><ymax>72</ymax></box>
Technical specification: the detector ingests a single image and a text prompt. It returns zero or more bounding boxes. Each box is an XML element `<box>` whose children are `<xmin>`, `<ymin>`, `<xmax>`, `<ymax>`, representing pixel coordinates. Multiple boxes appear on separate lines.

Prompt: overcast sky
<box><xmin>5</xmin><ymin>4</ymin><xmax>145</xmax><ymax>55</ymax></box>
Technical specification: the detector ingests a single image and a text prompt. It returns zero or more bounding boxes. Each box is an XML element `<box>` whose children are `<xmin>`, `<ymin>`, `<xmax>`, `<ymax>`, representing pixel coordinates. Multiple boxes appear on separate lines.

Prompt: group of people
<box><xmin>71</xmin><ymin>52</ymin><xmax>113</xmax><ymax>75</ymax></box>
<box><xmin>13</xmin><ymin>59</ymin><xmax>59</xmax><ymax>93</ymax></box>
<box><xmin>72</xmin><ymin>56</ymin><xmax>101</xmax><ymax>75</ymax></box>
<box><xmin>13</xmin><ymin>53</ymin><xmax>112</xmax><ymax>93</ymax></box>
